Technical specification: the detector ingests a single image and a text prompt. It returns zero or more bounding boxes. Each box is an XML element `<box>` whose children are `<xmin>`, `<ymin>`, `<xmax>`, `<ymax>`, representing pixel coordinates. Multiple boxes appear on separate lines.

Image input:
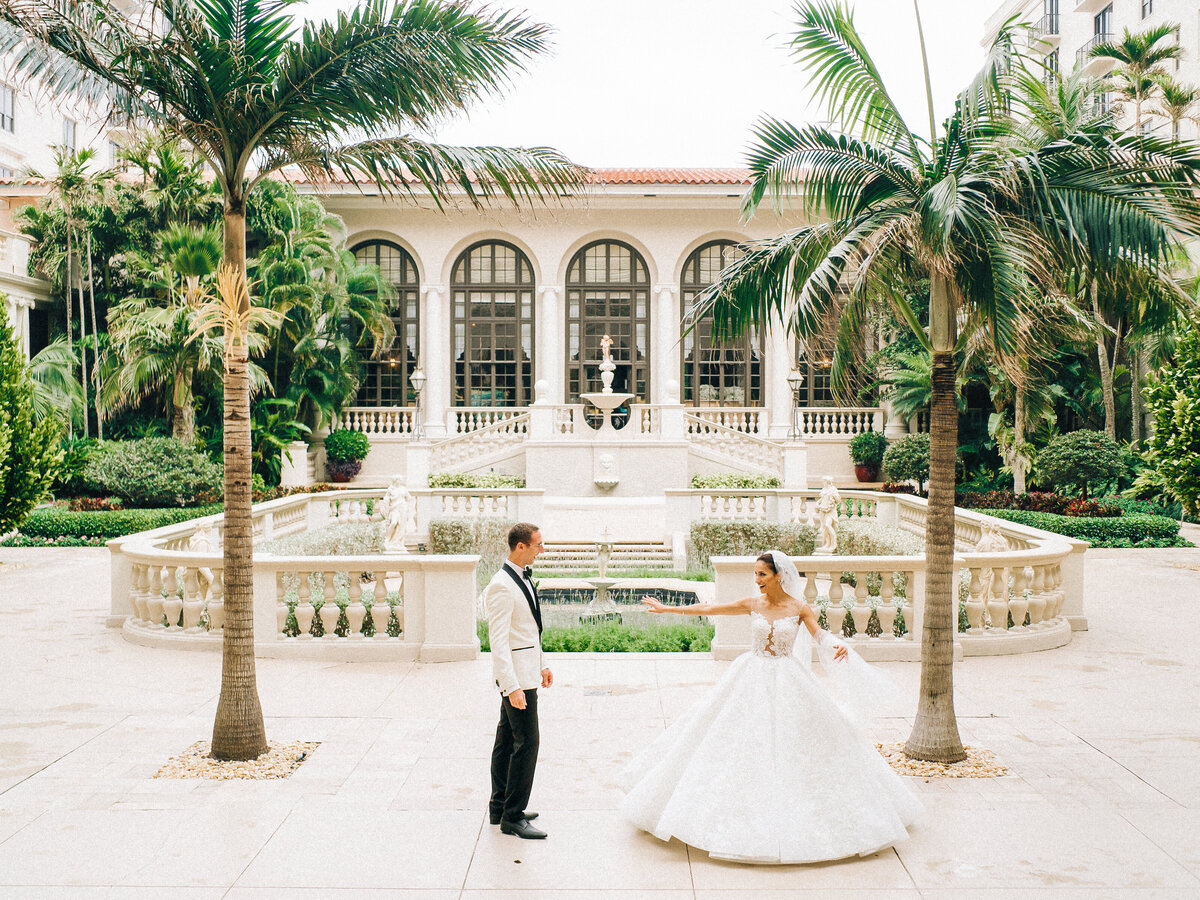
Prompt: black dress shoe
<box><xmin>499</xmin><ymin>817</ymin><xmax>547</xmax><ymax>839</ymax></box>
<box><xmin>489</xmin><ymin>810</ymin><xmax>537</xmax><ymax>825</ymax></box>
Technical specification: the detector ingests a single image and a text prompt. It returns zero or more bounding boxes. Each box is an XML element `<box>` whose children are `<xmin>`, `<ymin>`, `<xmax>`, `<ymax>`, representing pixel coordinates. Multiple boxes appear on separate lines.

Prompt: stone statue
<box><xmin>974</xmin><ymin>519</ymin><xmax>1010</xmax><ymax>600</ymax></box>
<box><xmin>814</xmin><ymin>476</ymin><xmax>841</xmax><ymax>555</ymax></box>
<box><xmin>379</xmin><ymin>476</ymin><xmax>417</xmax><ymax>552</ymax></box>
<box><xmin>188</xmin><ymin>522</ymin><xmax>215</xmax><ymax>591</ymax></box>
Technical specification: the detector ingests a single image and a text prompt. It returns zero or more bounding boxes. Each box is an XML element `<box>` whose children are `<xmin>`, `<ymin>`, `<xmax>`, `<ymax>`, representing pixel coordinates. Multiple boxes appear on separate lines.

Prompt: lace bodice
<box><xmin>750</xmin><ymin>611</ymin><xmax>803</xmax><ymax>658</ymax></box>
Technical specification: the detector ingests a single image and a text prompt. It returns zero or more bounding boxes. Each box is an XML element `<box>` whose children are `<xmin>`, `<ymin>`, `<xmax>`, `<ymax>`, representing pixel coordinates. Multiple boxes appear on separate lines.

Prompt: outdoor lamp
<box><xmin>410</xmin><ymin>365</ymin><xmax>426</xmax><ymax>440</ymax></box>
<box><xmin>786</xmin><ymin>368</ymin><xmax>805</xmax><ymax>439</ymax></box>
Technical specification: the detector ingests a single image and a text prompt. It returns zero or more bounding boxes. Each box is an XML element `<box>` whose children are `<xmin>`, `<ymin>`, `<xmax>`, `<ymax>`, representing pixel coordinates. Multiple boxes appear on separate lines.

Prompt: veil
<box><xmin>768</xmin><ymin>550</ymin><xmax>805</xmax><ymax>603</ymax></box>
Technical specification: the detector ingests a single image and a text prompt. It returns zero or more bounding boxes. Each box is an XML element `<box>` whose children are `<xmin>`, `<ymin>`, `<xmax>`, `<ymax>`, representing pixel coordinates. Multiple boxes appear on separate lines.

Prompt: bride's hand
<box><xmin>834</xmin><ymin>644</ymin><xmax>848</xmax><ymax>661</ymax></box>
<box><xmin>640</xmin><ymin>596</ymin><xmax>668</xmax><ymax>613</ymax></box>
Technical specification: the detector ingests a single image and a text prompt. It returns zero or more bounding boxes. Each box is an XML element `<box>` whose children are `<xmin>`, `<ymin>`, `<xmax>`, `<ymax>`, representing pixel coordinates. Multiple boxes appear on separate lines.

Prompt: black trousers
<box><xmin>489</xmin><ymin>688</ymin><xmax>539</xmax><ymax>823</ymax></box>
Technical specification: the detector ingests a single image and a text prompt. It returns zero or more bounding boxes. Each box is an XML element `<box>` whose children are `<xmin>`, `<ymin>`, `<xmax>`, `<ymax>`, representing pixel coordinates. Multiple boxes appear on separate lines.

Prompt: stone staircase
<box><xmin>534</xmin><ymin>541</ymin><xmax>676</xmax><ymax>575</ymax></box>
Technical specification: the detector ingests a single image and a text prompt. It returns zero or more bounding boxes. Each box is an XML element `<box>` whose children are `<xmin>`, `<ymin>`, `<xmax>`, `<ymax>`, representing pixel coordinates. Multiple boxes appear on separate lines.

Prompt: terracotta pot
<box><xmin>854</xmin><ymin>464</ymin><xmax>878</xmax><ymax>482</ymax></box>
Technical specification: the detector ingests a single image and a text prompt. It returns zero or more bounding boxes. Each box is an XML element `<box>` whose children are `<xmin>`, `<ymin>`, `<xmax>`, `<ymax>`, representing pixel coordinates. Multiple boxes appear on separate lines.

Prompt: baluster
<box><xmin>965</xmin><ymin>567</ymin><xmax>985</xmax><ymax>632</ymax></box>
<box><xmin>319</xmin><ymin>571</ymin><xmax>341</xmax><ymax>638</ymax></box>
<box><xmin>129</xmin><ymin>564</ymin><xmax>148</xmax><ymax>623</ymax></box>
<box><xmin>850</xmin><ymin>573</ymin><xmax>871</xmax><ymax>639</ymax></box>
<box><xmin>1049</xmin><ymin>563</ymin><xmax>1064</xmax><ymax>618</ymax></box>
<box><xmin>879</xmin><ymin>570</ymin><xmax>896</xmax><ymax>639</ymax></box>
<box><xmin>346</xmin><ymin>573</ymin><xmax>367</xmax><ymax>639</ymax></box>
<box><xmin>1027</xmin><ymin>565</ymin><xmax>1047</xmax><ymax>624</ymax></box>
<box><xmin>206</xmin><ymin>568</ymin><xmax>225</xmax><ymax>632</ymax></box>
<box><xmin>182</xmin><ymin>568</ymin><xmax>203</xmax><ymax>631</ymax></box>
<box><xmin>371</xmin><ymin>571</ymin><xmax>391</xmax><ymax>638</ymax></box>
<box><xmin>985</xmin><ymin>564</ymin><xmax>1010</xmax><ymax>631</ymax></box>
<box><xmin>1009</xmin><ymin>566</ymin><xmax>1031</xmax><ymax>629</ymax></box>
<box><xmin>146</xmin><ymin>566</ymin><xmax>166</xmax><ymax>627</ymax></box>
<box><xmin>828</xmin><ymin>575</ymin><xmax>846</xmax><ymax>637</ymax></box>
<box><xmin>295</xmin><ymin>573</ymin><xmax>316</xmax><ymax>639</ymax></box>
<box><xmin>162</xmin><ymin>567</ymin><xmax>183</xmax><ymax>629</ymax></box>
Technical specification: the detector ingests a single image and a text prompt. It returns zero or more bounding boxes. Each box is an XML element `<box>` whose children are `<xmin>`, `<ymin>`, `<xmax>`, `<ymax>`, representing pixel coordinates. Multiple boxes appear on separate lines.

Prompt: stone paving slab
<box><xmin>2</xmin><ymin>545</ymin><xmax>1200</xmax><ymax>897</ymax></box>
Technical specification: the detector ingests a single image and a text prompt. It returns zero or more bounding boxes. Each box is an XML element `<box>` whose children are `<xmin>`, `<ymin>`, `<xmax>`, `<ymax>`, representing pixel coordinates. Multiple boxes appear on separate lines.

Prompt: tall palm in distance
<box><xmin>694</xmin><ymin>1</ymin><xmax>1200</xmax><ymax>761</ymax></box>
<box><xmin>0</xmin><ymin>0</ymin><xmax>585</xmax><ymax>760</ymax></box>
<box><xmin>1090</xmin><ymin>22</ymin><xmax>1183</xmax><ymax>447</ymax></box>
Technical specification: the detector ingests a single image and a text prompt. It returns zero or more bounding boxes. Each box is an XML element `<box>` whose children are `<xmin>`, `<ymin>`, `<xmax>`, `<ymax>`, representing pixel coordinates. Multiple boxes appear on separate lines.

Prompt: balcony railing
<box><xmin>1034</xmin><ymin>13</ymin><xmax>1060</xmax><ymax>38</ymax></box>
<box><xmin>1077</xmin><ymin>32</ymin><xmax>1113</xmax><ymax>70</ymax></box>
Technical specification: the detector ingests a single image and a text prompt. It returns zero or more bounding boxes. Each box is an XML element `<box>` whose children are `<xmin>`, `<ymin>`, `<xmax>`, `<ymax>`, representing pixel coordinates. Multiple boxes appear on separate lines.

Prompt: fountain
<box><xmin>579</xmin><ymin>334</ymin><xmax>634</xmax><ymax>434</ymax></box>
<box><xmin>579</xmin><ymin>527</ymin><xmax>622</xmax><ymax>625</ymax></box>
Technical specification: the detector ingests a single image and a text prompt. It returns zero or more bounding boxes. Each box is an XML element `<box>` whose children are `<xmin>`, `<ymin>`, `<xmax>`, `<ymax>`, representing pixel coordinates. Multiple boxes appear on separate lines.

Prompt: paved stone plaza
<box><xmin>2</xmin><ymin>539</ymin><xmax>1200</xmax><ymax>899</ymax></box>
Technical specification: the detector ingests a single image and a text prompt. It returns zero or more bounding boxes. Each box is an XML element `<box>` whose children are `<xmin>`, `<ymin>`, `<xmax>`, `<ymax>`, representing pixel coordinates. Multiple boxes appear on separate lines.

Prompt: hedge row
<box><xmin>477</xmin><ymin>619</ymin><xmax>713</xmax><ymax>653</ymax></box>
<box><xmin>981</xmin><ymin>509</ymin><xmax>1186</xmax><ymax>548</ymax></box>
<box><xmin>17</xmin><ymin>505</ymin><xmax>223</xmax><ymax>540</ymax></box>
<box><xmin>689</xmin><ymin>521</ymin><xmax>817</xmax><ymax>569</ymax></box>
<box><xmin>430</xmin><ymin>517</ymin><xmax>515</xmax><ymax>588</ymax></box>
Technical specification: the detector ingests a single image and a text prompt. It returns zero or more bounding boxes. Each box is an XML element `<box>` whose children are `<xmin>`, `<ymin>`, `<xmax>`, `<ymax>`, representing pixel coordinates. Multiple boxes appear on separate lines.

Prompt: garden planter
<box><xmin>854</xmin><ymin>465</ymin><xmax>877</xmax><ymax>482</ymax></box>
<box><xmin>325</xmin><ymin>459</ymin><xmax>362</xmax><ymax>482</ymax></box>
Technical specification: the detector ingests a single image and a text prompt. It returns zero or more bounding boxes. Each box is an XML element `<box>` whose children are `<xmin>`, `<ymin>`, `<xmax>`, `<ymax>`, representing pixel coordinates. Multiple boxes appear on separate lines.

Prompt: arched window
<box><xmin>565</xmin><ymin>240</ymin><xmax>651</xmax><ymax>401</ymax></box>
<box><xmin>795</xmin><ymin>317</ymin><xmax>839</xmax><ymax>406</ymax></box>
<box><xmin>451</xmin><ymin>241</ymin><xmax>535</xmax><ymax>407</ymax></box>
<box><xmin>352</xmin><ymin>240</ymin><xmax>419</xmax><ymax>406</ymax></box>
<box><xmin>680</xmin><ymin>241</ymin><xmax>762</xmax><ymax>406</ymax></box>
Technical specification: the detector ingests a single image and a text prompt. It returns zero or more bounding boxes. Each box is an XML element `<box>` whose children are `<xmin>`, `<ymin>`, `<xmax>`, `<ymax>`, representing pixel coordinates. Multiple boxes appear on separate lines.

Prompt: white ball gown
<box><xmin>620</xmin><ymin>611</ymin><xmax>923</xmax><ymax>864</ymax></box>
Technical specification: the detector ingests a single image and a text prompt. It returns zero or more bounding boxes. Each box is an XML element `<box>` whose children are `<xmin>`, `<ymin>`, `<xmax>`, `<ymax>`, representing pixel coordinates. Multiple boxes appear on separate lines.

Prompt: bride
<box><xmin>621</xmin><ymin>550</ymin><xmax>922</xmax><ymax>864</ymax></box>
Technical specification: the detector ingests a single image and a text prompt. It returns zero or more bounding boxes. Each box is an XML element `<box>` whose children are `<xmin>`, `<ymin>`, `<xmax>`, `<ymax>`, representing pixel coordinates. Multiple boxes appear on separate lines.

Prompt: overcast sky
<box><xmin>298</xmin><ymin>0</ymin><xmax>996</xmax><ymax>168</ymax></box>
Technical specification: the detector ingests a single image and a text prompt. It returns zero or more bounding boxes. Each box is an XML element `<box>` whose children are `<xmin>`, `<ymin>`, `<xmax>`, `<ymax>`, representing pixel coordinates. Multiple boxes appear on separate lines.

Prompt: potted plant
<box><xmin>323</xmin><ymin>429</ymin><xmax>371</xmax><ymax>482</ymax></box>
<box><xmin>848</xmin><ymin>431</ymin><xmax>888</xmax><ymax>482</ymax></box>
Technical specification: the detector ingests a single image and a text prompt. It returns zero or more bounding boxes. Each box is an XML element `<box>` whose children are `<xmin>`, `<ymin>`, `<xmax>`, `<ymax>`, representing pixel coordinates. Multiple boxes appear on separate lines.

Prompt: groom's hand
<box><xmin>508</xmin><ymin>689</ymin><xmax>527</xmax><ymax>710</ymax></box>
<box><xmin>541</xmin><ymin>668</ymin><xmax>553</xmax><ymax>688</ymax></box>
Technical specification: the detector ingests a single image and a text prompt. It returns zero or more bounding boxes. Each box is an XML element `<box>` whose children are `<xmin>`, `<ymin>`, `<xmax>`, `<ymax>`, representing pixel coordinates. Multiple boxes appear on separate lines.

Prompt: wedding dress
<box><xmin>620</xmin><ymin>608</ymin><xmax>923</xmax><ymax>864</ymax></box>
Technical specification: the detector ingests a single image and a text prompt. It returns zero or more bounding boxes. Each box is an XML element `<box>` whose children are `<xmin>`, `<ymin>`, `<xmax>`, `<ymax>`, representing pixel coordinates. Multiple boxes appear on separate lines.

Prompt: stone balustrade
<box><xmin>339</xmin><ymin>407</ymin><xmax>415</xmax><ymax>437</ymax></box>
<box><xmin>797</xmin><ymin>407</ymin><xmax>883</xmax><ymax>438</ymax></box>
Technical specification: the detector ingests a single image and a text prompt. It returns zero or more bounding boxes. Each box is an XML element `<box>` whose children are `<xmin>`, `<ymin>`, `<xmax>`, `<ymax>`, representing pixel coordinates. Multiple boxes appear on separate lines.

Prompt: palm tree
<box><xmin>695</xmin><ymin>1</ymin><xmax>1200</xmax><ymax>761</ymax></box>
<box><xmin>27</xmin><ymin>337</ymin><xmax>84</xmax><ymax>424</ymax></box>
<box><xmin>0</xmin><ymin>0</ymin><xmax>583</xmax><ymax>760</ymax></box>
<box><xmin>1090</xmin><ymin>23</ymin><xmax>1181</xmax><ymax>135</ymax></box>
<box><xmin>1154</xmin><ymin>78</ymin><xmax>1200</xmax><ymax>141</ymax></box>
<box><xmin>1090</xmin><ymin>23</ymin><xmax>1184</xmax><ymax>447</ymax></box>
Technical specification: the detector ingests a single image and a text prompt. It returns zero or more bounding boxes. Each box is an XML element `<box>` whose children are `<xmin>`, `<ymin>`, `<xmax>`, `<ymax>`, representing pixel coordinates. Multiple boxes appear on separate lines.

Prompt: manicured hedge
<box><xmin>16</xmin><ymin>504</ymin><xmax>223</xmax><ymax>540</ymax></box>
<box><xmin>689</xmin><ymin>521</ymin><xmax>817</xmax><ymax>568</ymax></box>
<box><xmin>980</xmin><ymin>509</ymin><xmax>1186</xmax><ymax>548</ymax></box>
<box><xmin>478</xmin><ymin>619</ymin><xmax>713</xmax><ymax>653</ymax></box>
<box><xmin>689</xmin><ymin>473</ymin><xmax>782</xmax><ymax>489</ymax></box>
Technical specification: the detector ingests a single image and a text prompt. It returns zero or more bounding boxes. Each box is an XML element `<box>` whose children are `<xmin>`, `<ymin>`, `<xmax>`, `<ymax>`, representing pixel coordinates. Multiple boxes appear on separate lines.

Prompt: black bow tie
<box><xmin>523</xmin><ymin>566</ymin><xmax>533</xmax><ymax>580</ymax></box>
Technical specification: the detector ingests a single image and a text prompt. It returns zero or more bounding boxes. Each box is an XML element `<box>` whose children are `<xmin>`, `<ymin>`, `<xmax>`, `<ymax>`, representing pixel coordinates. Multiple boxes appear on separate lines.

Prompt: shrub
<box><xmin>259</xmin><ymin>522</ymin><xmax>383</xmax><ymax>556</ymax></box>
<box><xmin>82</xmin><ymin>438</ymin><xmax>222</xmax><ymax>508</ymax></box>
<box><xmin>324</xmin><ymin>458</ymin><xmax>362</xmax><ymax>481</ymax></box>
<box><xmin>429</xmin><ymin>517</ymin><xmax>515</xmax><ymax>588</ymax></box>
<box><xmin>54</xmin><ymin>436</ymin><xmax>103</xmax><ymax>497</ymax></box>
<box><xmin>878</xmin><ymin>482</ymin><xmax>916</xmax><ymax>494</ymax></box>
<box><xmin>981</xmin><ymin>509</ymin><xmax>1186</xmax><ymax>548</ymax></box>
<box><xmin>848</xmin><ymin>431</ymin><xmax>888</xmax><ymax>469</ymax></box>
<box><xmin>1035</xmin><ymin>430</ymin><xmax>1127</xmax><ymax>499</ymax></box>
<box><xmin>689</xmin><ymin>520</ymin><xmax>816</xmax><ymax>568</ymax></box>
<box><xmin>956</xmin><ymin>490</ymin><xmax>1120</xmax><ymax>518</ymax></box>
<box><xmin>882</xmin><ymin>433</ymin><xmax>929</xmax><ymax>493</ymax></box>
<box><xmin>478</xmin><ymin>620</ymin><xmax>715</xmax><ymax>653</ymax></box>
<box><xmin>689</xmin><ymin>473</ymin><xmax>782</xmax><ymax>489</ymax></box>
<box><xmin>835</xmin><ymin>520</ymin><xmax>924</xmax><ymax>556</ymax></box>
<box><xmin>17</xmin><ymin>504</ymin><xmax>222</xmax><ymax>539</ymax></box>
<box><xmin>323</xmin><ymin>428</ymin><xmax>371</xmax><ymax>463</ymax></box>
<box><xmin>0</xmin><ymin>313</ymin><xmax>62</xmax><ymax>534</ymax></box>
<box><xmin>1138</xmin><ymin>326</ymin><xmax>1200</xmax><ymax>518</ymax></box>
<box><xmin>1102</xmin><ymin>494</ymin><xmax>1195</xmax><ymax>523</ymax></box>
<box><xmin>68</xmin><ymin>496</ymin><xmax>124</xmax><ymax>512</ymax></box>
<box><xmin>428</xmin><ymin>472</ymin><xmax>527</xmax><ymax>489</ymax></box>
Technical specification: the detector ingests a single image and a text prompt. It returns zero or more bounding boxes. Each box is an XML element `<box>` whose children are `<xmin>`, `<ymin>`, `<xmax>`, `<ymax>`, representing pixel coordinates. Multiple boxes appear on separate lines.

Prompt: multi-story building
<box><xmin>982</xmin><ymin>0</ymin><xmax>1200</xmax><ymax>140</ymax></box>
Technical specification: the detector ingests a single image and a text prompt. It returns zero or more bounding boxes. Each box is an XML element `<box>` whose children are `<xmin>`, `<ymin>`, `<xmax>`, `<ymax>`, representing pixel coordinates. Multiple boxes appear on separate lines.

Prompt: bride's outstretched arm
<box><xmin>799</xmin><ymin>603</ymin><xmax>848</xmax><ymax>661</ymax></box>
<box><xmin>640</xmin><ymin>596</ymin><xmax>751</xmax><ymax>616</ymax></box>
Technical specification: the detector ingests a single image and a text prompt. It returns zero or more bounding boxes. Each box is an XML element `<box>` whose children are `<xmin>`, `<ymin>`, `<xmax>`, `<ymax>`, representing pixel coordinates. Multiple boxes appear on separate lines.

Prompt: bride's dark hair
<box><xmin>757</xmin><ymin>552</ymin><xmax>778</xmax><ymax>572</ymax></box>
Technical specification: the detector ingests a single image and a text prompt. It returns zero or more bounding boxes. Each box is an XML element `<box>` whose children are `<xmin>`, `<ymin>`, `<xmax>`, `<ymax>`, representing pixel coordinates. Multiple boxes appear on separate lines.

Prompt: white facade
<box><xmin>983</xmin><ymin>0</ymin><xmax>1200</xmax><ymax>140</ymax></box>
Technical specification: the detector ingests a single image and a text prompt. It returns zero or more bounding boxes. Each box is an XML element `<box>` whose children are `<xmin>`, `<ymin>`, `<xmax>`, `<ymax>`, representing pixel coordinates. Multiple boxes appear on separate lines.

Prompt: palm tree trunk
<box><xmin>1130</xmin><ymin>344</ymin><xmax>1145</xmax><ymax>450</ymax></box>
<box><xmin>74</xmin><ymin>231</ymin><xmax>90</xmax><ymax>439</ymax></box>
<box><xmin>905</xmin><ymin>275</ymin><xmax>966</xmax><ymax>763</ymax></box>
<box><xmin>172</xmin><ymin>372</ymin><xmax>195</xmax><ymax>445</ymax></box>
<box><xmin>1012</xmin><ymin>389</ymin><xmax>1028</xmax><ymax>494</ymax></box>
<box><xmin>86</xmin><ymin>230</ymin><xmax>103</xmax><ymax>440</ymax></box>
<box><xmin>1092</xmin><ymin>286</ymin><xmax>1118</xmax><ymax>440</ymax></box>
<box><xmin>64</xmin><ymin>224</ymin><xmax>74</xmax><ymax>439</ymax></box>
<box><xmin>211</xmin><ymin>202</ymin><xmax>268</xmax><ymax>761</ymax></box>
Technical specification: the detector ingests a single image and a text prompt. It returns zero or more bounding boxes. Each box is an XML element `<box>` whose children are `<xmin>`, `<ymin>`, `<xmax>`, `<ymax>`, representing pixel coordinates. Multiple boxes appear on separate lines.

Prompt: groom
<box><xmin>485</xmin><ymin>522</ymin><xmax>552</xmax><ymax>839</ymax></box>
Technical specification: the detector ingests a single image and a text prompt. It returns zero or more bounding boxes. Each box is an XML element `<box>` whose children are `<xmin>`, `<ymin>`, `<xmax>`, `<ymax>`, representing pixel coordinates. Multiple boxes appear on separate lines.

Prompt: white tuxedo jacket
<box><xmin>484</xmin><ymin>562</ymin><xmax>544</xmax><ymax>696</ymax></box>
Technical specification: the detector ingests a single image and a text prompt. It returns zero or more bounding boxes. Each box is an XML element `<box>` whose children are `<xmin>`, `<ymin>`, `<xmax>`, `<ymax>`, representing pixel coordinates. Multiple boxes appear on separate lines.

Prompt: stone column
<box><xmin>765</xmin><ymin>322</ymin><xmax>794</xmax><ymax>439</ymax></box>
<box><xmin>883</xmin><ymin>399</ymin><xmax>908</xmax><ymax>440</ymax></box>
<box><xmin>654</xmin><ymin>284</ymin><xmax>680</xmax><ymax>405</ymax></box>
<box><xmin>421</xmin><ymin>283</ymin><xmax>449</xmax><ymax>438</ymax></box>
<box><xmin>536</xmin><ymin>285</ymin><xmax>564</xmax><ymax>404</ymax></box>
